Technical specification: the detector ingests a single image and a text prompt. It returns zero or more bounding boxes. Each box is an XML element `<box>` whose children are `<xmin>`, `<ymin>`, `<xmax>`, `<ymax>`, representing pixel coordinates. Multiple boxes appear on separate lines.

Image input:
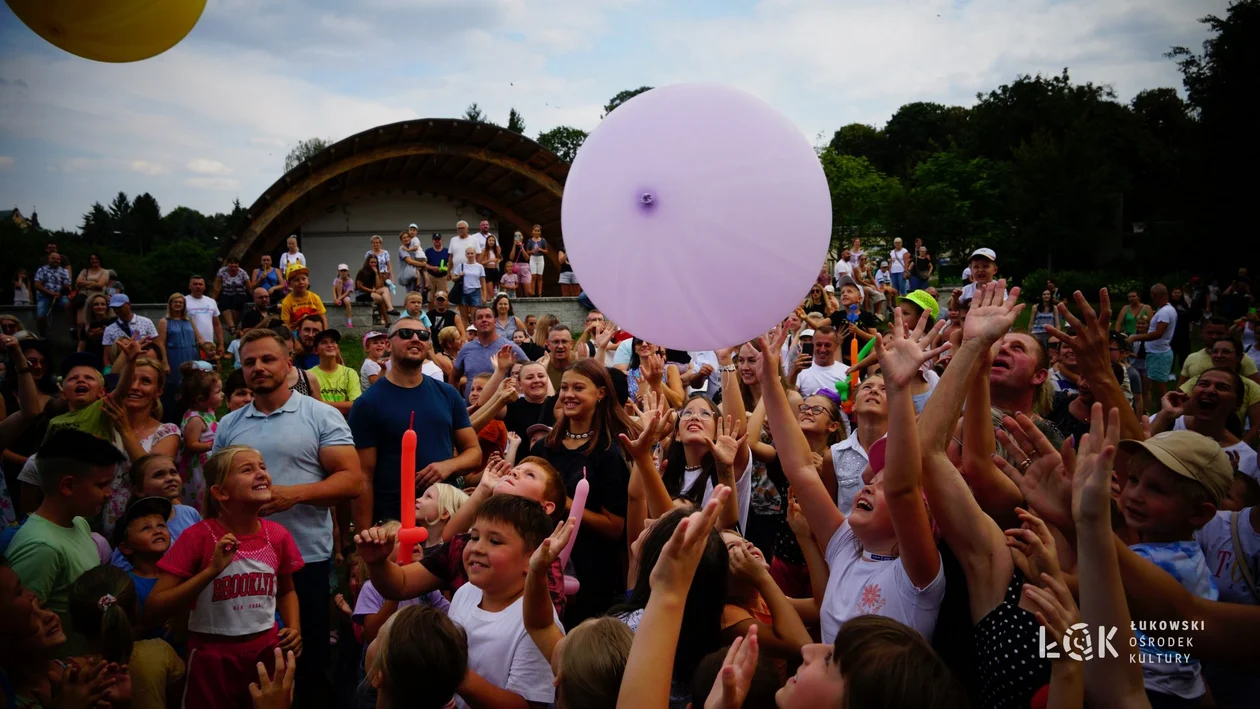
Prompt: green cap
<box><xmin>899</xmin><ymin>290</ymin><xmax>940</xmax><ymax>320</ymax></box>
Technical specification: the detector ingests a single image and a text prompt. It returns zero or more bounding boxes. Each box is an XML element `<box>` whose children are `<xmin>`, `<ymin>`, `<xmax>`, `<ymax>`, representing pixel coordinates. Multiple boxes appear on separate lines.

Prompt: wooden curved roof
<box><xmin>229</xmin><ymin>119</ymin><xmax>571</xmax><ymax>264</ymax></box>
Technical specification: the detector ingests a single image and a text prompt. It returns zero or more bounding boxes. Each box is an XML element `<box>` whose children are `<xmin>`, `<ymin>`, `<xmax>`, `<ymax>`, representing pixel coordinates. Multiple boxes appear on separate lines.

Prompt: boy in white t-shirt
<box><xmin>950</xmin><ymin>247</ymin><xmax>1003</xmax><ymax>310</ymax></box>
<box><xmin>447</xmin><ymin>494</ymin><xmax>561</xmax><ymax>708</ymax></box>
<box><xmin>1194</xmin><ymin>493</ymin><xmax>1260</xmax><ymax>705</ymax></box>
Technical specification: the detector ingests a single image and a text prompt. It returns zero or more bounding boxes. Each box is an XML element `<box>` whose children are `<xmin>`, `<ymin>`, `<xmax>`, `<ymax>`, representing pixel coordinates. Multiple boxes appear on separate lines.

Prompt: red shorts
<box><xmin>183</xmin><ymin>626</ymin><xmax>279</xmax><ymax>709</ymax></box>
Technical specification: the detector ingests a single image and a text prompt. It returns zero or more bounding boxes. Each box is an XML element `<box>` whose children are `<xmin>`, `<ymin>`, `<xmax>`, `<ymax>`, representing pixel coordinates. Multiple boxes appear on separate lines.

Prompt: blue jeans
<box><xmin>909</xmin><ymin>276</ymin><xmax>928</xmax><ymax>292</ymax></box>
<box><xmin>36</xmin><ymin>293</ymin><xmax>68</xmax><ymax>318</ymax></box>
<box><xmin>891</xmin><ymin>272</ymin><xmax>907</xmax><ymax>295</ymax></box>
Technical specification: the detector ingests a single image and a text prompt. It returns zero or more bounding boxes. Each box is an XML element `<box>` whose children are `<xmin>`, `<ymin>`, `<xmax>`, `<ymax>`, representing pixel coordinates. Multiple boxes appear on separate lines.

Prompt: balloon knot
<box><xmin>639</xmin><ymin>192</ymin><xmax>654</xmax><ymax>206</ymax></box>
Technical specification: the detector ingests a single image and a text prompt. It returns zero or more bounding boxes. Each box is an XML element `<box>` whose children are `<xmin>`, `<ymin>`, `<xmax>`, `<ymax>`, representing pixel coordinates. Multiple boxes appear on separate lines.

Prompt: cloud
<box><xmin>0</xmin><ymin>0</ymin><xmax>1225</xmax><ymax>231</ymax></box>
<box><xmin>130</xmin><ymin>160</ymin><xmax>169</xmax><ymax>175</ymax></box>
<box><xmin>0</xmin><ymin>156</ymin><xmax>13</xmax><ymax>168</ymax></box>
<box><xmin>185</xmin><ymin>177</ymin><xmax>240</xmax><ymax>190</ymax></box>
<box><xmin>186</xmin><ymin>158</ymin><xmax>232</xmax><ymax>175</ymax></box>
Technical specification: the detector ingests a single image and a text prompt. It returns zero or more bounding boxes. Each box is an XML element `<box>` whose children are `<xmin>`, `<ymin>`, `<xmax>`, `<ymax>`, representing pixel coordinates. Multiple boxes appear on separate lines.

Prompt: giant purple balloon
<box><xmin>561</xmin><ymin>84</ymin><xmax>832</xmax><ymax>351</ymax></box>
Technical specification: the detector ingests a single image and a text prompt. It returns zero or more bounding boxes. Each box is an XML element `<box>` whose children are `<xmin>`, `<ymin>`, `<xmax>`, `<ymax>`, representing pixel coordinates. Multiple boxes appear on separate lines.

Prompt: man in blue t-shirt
<box><xmin>424</xmin><ymin>233</ymin><xmax>451</xmax><ymax>308</ymax></box>
<box><xmin>453</xmin><ymin>306</ymin><xmax>529</xmax><ymax>397</ymax></box>
<box><xmin>348</xmin><ymin>317</ymin><xmax>481</xmax><ymax>524</ymax></box>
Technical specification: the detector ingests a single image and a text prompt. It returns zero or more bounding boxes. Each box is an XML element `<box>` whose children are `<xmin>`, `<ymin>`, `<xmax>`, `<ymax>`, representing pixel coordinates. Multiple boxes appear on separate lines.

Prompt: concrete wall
<box><xmin>298</xmin><ymin>192</ymin><xmax>501</xmax><ymax>292</ymax></box>
<box><xmin>0</xmin><ymin>297</ymin><xmax>590</xmax><ymax>351</ymax></box>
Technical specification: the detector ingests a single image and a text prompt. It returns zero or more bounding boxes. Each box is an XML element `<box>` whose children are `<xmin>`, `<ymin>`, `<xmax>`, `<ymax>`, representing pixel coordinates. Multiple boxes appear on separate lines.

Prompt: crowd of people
<box><xmin>0</xmin><ymin>229</ymin><xmax>1258</xmax><ymax>709</ymax></box>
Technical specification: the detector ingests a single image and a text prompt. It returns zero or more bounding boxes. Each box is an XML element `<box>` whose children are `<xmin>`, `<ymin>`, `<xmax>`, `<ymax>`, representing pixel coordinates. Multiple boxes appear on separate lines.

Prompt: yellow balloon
<box><xmin>6</xmin><ymin>0</ymin><xmax>206</xmax><ymax>63</ymax></box>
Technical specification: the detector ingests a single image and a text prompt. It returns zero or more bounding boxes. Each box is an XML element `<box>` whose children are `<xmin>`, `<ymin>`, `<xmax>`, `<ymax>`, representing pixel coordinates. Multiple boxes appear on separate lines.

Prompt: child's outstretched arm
<box><xmin>445</xmin><ymin>458</ymin><xmax>511</xmax><ymax>541</ymax></box>
<box><xmin>354</xmin><ymin>526</ymin><xmax>443</xmax><ymax>601</ymax></box>
<box><xmin>919</xmin><ymin>282</ymin><xmax>1024</xmax><ymax>589</ymax></box>
<box><xmin>876</xmin><ymin>309</ymin><xmax>949</xmax><ymax>589</ymax></box>
<box><xmin>618</xmin><ymin>488</ymin><xmax>730</xmax><ymax>709</ymax></box>
<box><xmin>523</xmin><ymin>520</ymin><xmax>573</xmax><ymax>663</ymax></box>
<box><xmin>755</xmin><ymin>328</ymin><xmax>845</xmax><ymax>546</ymax></box>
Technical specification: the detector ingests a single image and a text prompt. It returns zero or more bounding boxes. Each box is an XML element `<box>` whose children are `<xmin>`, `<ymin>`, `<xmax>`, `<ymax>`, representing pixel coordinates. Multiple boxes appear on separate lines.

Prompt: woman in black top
<box><xmin>527</xmin><ymin>358</ymin><xmax>638</xmax><ymax>626</ymax></box>
<box><xmin>911</xmin><ymin>245</ymin><xmax>934</xmax><ymax>291</ymax></box>
<box><xmin>77</xmin><ymin>292</ymin><xmax>111</xmax><ymax>361</ymax></box>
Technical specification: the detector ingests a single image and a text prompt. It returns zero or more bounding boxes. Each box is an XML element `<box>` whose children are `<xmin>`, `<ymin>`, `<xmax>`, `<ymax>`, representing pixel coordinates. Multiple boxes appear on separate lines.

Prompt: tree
<box><xmin>829</xmin><ymin>124</ymin><xmax>886</xmax><ymax>168</ymax></box>
<box><xmin>463</xmin><ymin>102</ymin><xmax>489</xmax><ymax>124</ymax></box>
<box><xmin>1168</xmin><ymin>0</ymin><xmax>1258</xmax><ymax>243</ymax></box>
<box><xmin>507</xmin><ymin>108</ymin><xmax>526</xmax><ymax>134</ymax></box>
<box><xmin>603</xmin><ymin>86</ymin><xmax>652</xmax><ymax>117</ymax></box>
<box><xmin>130</xmin><ymin>192</ymin><xmax>164</xmax><ymax>255</ymax></box>
<box><xmin>537</xmin><ymin>126</ymin><xmax>589</xmax><ymax>163</ymax></box>
<box><xmin>284</xmin><ymin>137</ymin><xmax>331</xmax><ymax>173</ymax></box>
<box><xmin>817</xmin><ymin>150</ymin><xmax>899</xmax><ymax>252</ymax></box>
<box><xmin>80</xmin><ymin>202</ymin><xmax>112</xmax><ymax>244</ymax></box>
<box><xmin>881</xmin><ymin>102</ymin><xmax>969</xmax><ymax>177</ymax></box>
<box><xmin>887</xmin><ymin>151</ymin><xmax>1011</xmax><ymax>262</ymax></box>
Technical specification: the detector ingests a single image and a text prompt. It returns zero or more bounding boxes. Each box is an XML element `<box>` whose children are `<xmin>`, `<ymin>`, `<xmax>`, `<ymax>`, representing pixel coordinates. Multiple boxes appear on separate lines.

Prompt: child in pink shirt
<box><xmin>145</xmin><ymin>445</ymin><xmax>303</xmax><ymax>709</ymax></box>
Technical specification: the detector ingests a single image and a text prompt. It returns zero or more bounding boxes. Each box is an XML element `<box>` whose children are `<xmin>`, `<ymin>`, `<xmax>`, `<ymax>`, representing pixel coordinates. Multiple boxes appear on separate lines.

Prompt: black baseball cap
<box><xmin>432</xmin><ymin>233</ymin><xmax>443</xmax><ymax>240</ymax></box>
<box><xmin>314</xmin><ymin>329</ymin><xmax>341</xmax><ymax>345</ymax></box>
<box><xmin>112</xmin><ymin>495</ymin><xmax>173</xmax><ymax>548</ymax></box>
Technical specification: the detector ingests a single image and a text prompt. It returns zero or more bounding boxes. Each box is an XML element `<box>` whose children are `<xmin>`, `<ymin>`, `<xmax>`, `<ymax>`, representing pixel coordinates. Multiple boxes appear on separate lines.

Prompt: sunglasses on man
<box><xmin>392</xmin><ymin>328</ymin><xmax>431</xmax><ymax>342</ymax></box>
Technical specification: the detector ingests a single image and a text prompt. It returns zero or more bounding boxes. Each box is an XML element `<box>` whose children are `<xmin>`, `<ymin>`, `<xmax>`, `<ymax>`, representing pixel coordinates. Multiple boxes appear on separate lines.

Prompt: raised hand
<box><xmin>1044</xmin><ymin>289</ymin><xmax>1113</xmax><ymax>376</ymax></box>
<box><xmin>875</xmin><ymin>307</ymin><xmax>950</xmax><ymax>389</ymax></box>
<box><xmin>649</xmin><ymin>486</ymin><xmax>730</xmax><ymax>597</ymax></box>
<box><xmin>704</xmin><ymin>625</ymin><xmax>760</xmax><ymax>709</ymax></box>
<box><xmin>707</xmin><ymin>415</ymin><xmax>748</xmax><ymax>469</ymax></box>
<box><xmin>594</xmin><ymin>324</ymin><xmax>619</xmax><ymax>350</ymax></box>
<box><xmin>497</xmin><ymin>378</ymin><xmax>520</xmax><ymax>404</ymax></box>
<box><xmin>477</xmin><ymin>457</ymin><xmax>512</xmax><ymax>495</ymax></box>
<box><xmin>530</xmin><ymin>518</ymin><xmax>575</xmax><ymax>575</ymax></box>
<box><xmin>353</xmin><ymin>526</ymin><xmax>398</xmax><ymax>565</ymax></box>
<box><xmin>1071</xmin><ymin>403</ymin><xmax>1121</xmax><ymax>524</ymax></box>
<box><xmin>619</xmin><ymin>407</ymin><xmax>666</xmax><ymax>460</ymax></box>
<box><xmin>1160</xmin><ymin>390</ymin><xmax>1189</xmax><ymax>419</ymax></box>
<box><xmin>728</xmin><ymin>543</ymin><xmax>770</xmax><ymax>585</ymax></box>
<box><xmin>785</xmin><ymin>490</ymin><xmax>811</xmax><ymax>539</ymax></box>
<box><xmin>212</xmin><ymin>533</ymin><xmax>239</xmax><ymax>574</ymax></box>
<box><xmin>249</xmin><ymin>647</ymin><xmax>297</xmax><ymax>709</ymax></box>
<box><xmin>962</xmin><ymin>279</ymin><xmax>1024</xmax><ymax>344</ymax></box>
<box><xmin>116</xmin><ymin>336</ymin><xmax>144</xmax><ymax>362</ymax></box>
<box><xmin>1005</xmin><ymin>507</ymin><xmax>1062</xmax><ymax>584</ymax></box>
<box><xmin>640</xmin><ymin>352</ymin><xmax>665</xmax><ymax>386</ymax></box>
<box><xmin>493</xmin><ymin>344</ymin><xmax>516</xmax><ymax>372</ymax></box>
<box><xmin>1023</xmin><ymin>572</ymin><xmax>1080</xmax><ymax>655</ymax></box>
<box><xmin>993</xmin><ymin>414</ymin><xmax>1076</xmax><ymax>532</ymax></box>
<box><xmin>101</xmin><ymin>396</ymin><xmax>132</xmax><ymax>435</ymax></box>
<box><xmin>754</xmin><ymin>327</ymin><xmax>788</xmax><ymax>382</ymax></box>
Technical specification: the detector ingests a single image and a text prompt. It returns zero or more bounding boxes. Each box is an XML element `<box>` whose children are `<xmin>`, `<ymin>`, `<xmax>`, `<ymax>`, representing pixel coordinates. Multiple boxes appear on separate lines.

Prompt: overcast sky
<box><xmin>0</xmin><ymin>0</ymin><xmax>1227</xmax><ymax>232</ymax></box>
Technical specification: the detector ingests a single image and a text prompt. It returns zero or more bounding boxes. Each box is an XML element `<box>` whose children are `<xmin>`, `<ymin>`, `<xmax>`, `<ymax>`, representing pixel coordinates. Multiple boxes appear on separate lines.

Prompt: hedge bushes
<box><xmin>1019</xmin><ymin>268</ymin><xmax>1196</xmax><ymax>302</ymax></box>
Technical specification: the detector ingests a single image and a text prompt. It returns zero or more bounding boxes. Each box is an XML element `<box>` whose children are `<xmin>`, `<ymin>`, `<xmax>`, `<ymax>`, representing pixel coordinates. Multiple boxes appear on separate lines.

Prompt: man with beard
<box><xmin>212</xmin><ymin>328</ymin><xmax>361</xmax><ymax>709</ymax></box>
<box><xmin>239</xmin><ymin>287</ymin><xmax>280</xmax><ymax>331</ymax></box>
<box><xmin>453</xmin><ymin>306</ymin><xmax>527</xmax><ymax>396</ymax></box>
<box><xmin>294</xmin><ymin>314</ymin><xmax>323</xmax><ymax>370</ymax></box>
<box><xmin>349</xmin><ymin>318</ymin><xmax>480</xmax><ymax>526</ymax></box>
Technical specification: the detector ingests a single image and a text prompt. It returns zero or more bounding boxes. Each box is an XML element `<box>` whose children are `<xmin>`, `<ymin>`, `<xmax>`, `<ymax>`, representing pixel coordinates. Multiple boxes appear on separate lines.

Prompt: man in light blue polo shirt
<box><xmin>213</xmin><ymin>327</ymin><xmax>361</xmax><ymax>708</ymax></box>
<box><xmin>452</xmin><ymin>304</ymin><xmax>527</xmax><ymax>396</ymax></box>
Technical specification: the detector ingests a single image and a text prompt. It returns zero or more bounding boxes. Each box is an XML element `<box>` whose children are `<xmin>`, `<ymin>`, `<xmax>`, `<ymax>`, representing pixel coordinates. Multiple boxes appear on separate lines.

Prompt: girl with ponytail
<box><xmin>69</xmin><ymin>565</ymin><xmax>185</xmax><ymax>707</ymax></box>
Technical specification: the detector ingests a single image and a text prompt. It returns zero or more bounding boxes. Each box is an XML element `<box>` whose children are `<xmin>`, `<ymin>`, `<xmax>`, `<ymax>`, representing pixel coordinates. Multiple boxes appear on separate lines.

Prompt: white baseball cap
<box><xmin>337</xmin><ymin>263</ymin><xmax>349</xmax><ymax>271</ymax></box>
<box><xmin>970</xmin><ymin>248</ymin><xmax>997</xmax><ymax>262</ymax></box>
<box><xmin>800</xmin><ymin>329</ymin><xmax>816</xmax><ymax>338</ymax></box>
<box><xmin>408</xmin><ymin>223</ymin><xmax>418</xmax><ymax>229</ymax></box>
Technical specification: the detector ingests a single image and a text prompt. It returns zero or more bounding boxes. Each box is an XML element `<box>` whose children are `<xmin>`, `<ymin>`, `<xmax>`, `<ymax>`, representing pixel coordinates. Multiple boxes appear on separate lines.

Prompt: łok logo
<box><xmin>1039</xmin><ymin>623</ymin><xmax>1118</xmax><ymax>661</ymax></box>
